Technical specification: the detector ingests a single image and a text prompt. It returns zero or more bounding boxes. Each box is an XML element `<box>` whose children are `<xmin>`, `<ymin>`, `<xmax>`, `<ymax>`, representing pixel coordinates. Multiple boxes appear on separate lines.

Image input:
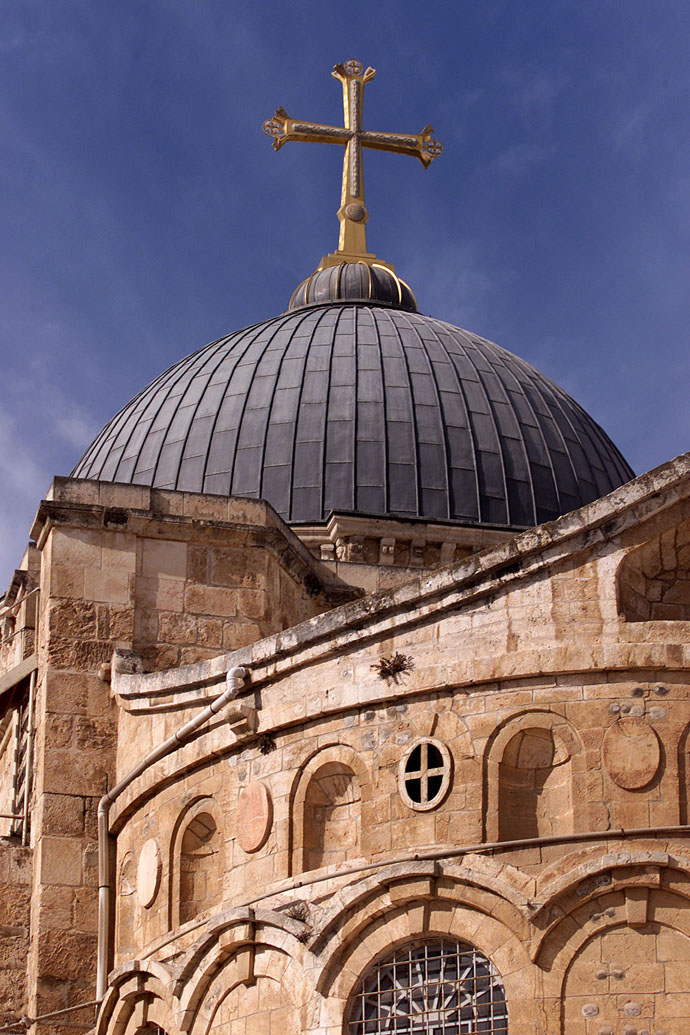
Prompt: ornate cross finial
<box><xmin>263</xmin><ymin>59</ymin><xmax>443</xmax><ymax>269</ymax></box>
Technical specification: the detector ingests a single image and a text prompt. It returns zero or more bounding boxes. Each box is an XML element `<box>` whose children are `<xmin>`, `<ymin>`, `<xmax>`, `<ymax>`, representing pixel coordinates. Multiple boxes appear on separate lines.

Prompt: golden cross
<box><xmin>263</xmin><ymin>59</ymin><xmax>443</xmax><ymax>269</ymax></box>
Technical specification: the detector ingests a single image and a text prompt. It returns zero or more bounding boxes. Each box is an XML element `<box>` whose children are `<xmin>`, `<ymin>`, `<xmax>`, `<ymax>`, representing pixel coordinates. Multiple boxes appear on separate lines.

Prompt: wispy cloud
<box><xmin>0</xmin><ymin>360</ymin><xmax>99</xmax><ymax>589</ymax></box>
<box><xmin>501</xmin><ymin>66</ymin><xmax>569</xmax><ymax>131</ymax></box>
<box><xmin>612</xmin><ymin>97</ymin><xmax>657</xmax><ymax>156</ymax></box>
<box><xmin>493</xmin><ymin>142</ymin><xmax>549</xmax><ymax>175</ymax></box>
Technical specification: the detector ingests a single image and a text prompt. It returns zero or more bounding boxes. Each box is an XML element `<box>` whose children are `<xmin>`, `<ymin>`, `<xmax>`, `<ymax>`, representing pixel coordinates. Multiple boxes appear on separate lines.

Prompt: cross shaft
<box><xmin>263</xmin><ymin>59</ymin><xmax>443</xmax><ymax>267</ymax></box>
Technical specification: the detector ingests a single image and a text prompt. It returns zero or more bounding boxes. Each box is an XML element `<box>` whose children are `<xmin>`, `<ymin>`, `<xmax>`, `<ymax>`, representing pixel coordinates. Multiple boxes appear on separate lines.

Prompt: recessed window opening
<box><xmin>399</xmin><ymin>738</ymin><xmax>452</xmax><ymax>811</ymax></box>
<box><xmin>348</xmin><ymin>938</ymin><xmax>508</xmax><ymax>1034</ymax></box>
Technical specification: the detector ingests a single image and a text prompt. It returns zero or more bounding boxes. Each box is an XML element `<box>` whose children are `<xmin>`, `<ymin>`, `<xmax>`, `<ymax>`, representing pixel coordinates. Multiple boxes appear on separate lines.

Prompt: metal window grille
<box><xmin>348</xmin><ymin>939</ymin><xmax>508</xmax><ymax>1034</ymax></box>
<box><xmin>11</xmin><ymin>697</ymin><xmax>29</xmax><ymax>838</ymax></box>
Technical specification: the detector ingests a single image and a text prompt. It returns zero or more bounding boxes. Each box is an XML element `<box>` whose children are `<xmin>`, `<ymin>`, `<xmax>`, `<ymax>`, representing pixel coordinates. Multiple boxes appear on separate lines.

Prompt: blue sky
<box><xmin>1</xmin><ymin>0</ymin><xmax>689</xmax><ymax>587</ymax></box>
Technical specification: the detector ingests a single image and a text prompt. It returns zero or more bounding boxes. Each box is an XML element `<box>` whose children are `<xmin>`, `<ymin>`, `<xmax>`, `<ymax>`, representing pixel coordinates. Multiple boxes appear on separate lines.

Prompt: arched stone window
<box><xmin>348</xmin><ymin>938</ymin><xmax>508</xmax><ymax>1034</ymax></box>
<box><xmin>179</xmin><ymin>811</ymin><xmax>222</xmax><ymax>924</ymax></box>
<box><xmin>498</xmin><ymin>727</ymin><xmax>573</xmax><ymax>841</ymax></box>
<box><xmin>303</xmin><ymin>760</ymin><xmax>361</xmax><ymax>872</ymax></box>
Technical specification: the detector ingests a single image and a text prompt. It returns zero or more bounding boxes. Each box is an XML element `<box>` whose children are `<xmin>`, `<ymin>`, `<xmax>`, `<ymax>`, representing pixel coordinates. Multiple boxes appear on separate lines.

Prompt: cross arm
<box><xmin>262</xmin><ymin>107</ymin><xmax>351</xmax><ymax>151</ymax></box>
<box><xmin>361</xmin><ymin>124</ymin><xmax>443</xmax><ymax>167</ymax></box>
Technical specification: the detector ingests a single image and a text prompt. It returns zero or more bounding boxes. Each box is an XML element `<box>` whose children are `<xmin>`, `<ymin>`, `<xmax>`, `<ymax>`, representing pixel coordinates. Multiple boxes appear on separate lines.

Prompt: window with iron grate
<box><xmin>348</xmin><ymin>938</ymin><xmax>508</xmax><ymax>1034</ymax></box>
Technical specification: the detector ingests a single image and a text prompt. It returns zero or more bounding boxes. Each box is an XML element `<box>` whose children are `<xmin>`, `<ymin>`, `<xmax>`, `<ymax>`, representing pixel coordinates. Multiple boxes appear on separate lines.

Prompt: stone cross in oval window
<box><xmin>399</xmin><ymin>738</ymin><xmax>452</xmax><ymax>811</ymax></box>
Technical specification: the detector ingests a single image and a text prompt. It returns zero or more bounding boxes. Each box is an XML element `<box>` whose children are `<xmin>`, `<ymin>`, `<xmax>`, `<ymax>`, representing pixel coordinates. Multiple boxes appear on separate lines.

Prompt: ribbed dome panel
<box><xmin>72</xmin><ymin>305</ymin><xmax>634</xmax><ymax>527</ymax></box>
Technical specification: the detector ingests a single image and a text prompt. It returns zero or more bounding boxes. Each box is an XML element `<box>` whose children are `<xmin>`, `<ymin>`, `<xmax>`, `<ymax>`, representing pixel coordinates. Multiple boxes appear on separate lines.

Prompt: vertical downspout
<box><xmin>96</xmin><ymin>665</ymin><xmax>248</xmax><ymax>1002</ymax></box>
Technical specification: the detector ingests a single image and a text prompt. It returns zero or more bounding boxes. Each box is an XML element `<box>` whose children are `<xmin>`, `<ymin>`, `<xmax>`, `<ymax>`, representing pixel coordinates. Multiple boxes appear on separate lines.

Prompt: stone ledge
<box><xmin>111</xmin><ymin>452</ymin><xmax>690</xmax><ymax>712</ymax></box>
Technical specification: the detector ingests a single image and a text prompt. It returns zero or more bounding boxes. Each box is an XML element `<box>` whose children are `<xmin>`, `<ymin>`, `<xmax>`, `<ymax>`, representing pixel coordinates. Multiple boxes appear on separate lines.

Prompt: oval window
<box><xmin>398</xmin><ymin>737</ymin><xmax>452</xmax><ymax>811</ymax></box>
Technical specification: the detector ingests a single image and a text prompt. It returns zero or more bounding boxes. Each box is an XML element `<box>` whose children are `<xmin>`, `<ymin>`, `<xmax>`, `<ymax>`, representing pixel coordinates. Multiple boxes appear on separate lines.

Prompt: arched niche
<box><xmin>484</xmin><ymin>711</ymin><xmax>583</xmax><ymax>843</ymax></box>
<box><xmin>290</xmin><ymin>745</ymin><xmax>372</xmax><ymax>876</ymax></box>
<box><xmin>177</xmin><ymin>930</ymin><xmax>309</xmax><ymax>1035</ymax></box>
<box><xmin>678</xmin><ymin>719</ymin><xmax>690</xmax><ymax>825</ymax></box>
<box><xmin>617</xmin><ymin>517</ymin><xmax>690</xmax><ymax>621</ymax></box>
<box><xmin>169</xmin><ymin>797</ymin><xmax>224</xmax><ymax>930</ymax></box>
<box><xmin>303</xmin><ymin>760</ymin><xmax>361</xmax><ymax>872</ymax></box>
<box><xmin>95</xmin><ymin>962</ymin><xmax>174</xmax><ymax>1035</ymax></box>
<box><xmin>498</xmin><ymin>727</ymin><xmax>572</xmax><ymax>841</ymax></box>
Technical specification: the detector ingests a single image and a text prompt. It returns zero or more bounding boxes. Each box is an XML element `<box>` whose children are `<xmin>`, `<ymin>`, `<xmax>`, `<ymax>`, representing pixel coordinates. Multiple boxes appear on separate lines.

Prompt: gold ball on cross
<box><xmin>345</xmin><ymin>203</ymin><xmax>365</xmax><ymax>221</ymax></box>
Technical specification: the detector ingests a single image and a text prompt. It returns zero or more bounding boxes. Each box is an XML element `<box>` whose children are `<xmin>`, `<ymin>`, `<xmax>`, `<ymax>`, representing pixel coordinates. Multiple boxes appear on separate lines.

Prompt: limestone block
<box><xmin>237</xmin><ymin>588</ymin><xmax>267</xmax><ymax>619</ymax></box>
<box><xmin>210</xmin><ymin>545</ymin><xmax>267</xmax><ymax>587</ymax></box>
<box><xmin>83</xmin><ymin>567</ymin><xmax>131</xmax><ymax>605</ymax></box>
<box><xmin>35</xmin><ymin>929</ymin><xmax>98</xmax><ymax>981</ymax></box>
<box><xmin>185</xmin><ymin>583</ymin><xmax>237</xmax><ymax>617</ymax></box>
<box><xmin>182</xmin><ymin>494</ymin><xmax>230</xmax><ymax>521</ymax></box>
<box><xmin>50</xmin><ymin>528</ymin><xmax>102</xmax><ymax>568</ymax></box>
<box><xmin>137</xmin><ymin>575</ymin><xmax>185</xmax><ymax>612</ymax></box>
<box><xmin>39</xmin><ymin>793</ymin><xmax>85</xmax><ymax>837</ymax></box>
<box><xmin>140</xmin><ymin>537</ymin><xmax>188</xmax><ymax>580</ymax></box>
<box><xmin>38</xmin><ymin>835</ymin><xmax>82</xmax><ymax>886</ymax></box>
<box><xmin>101</xmin><ymin>532</ymin><xmax>137</xmax><ymax>572</ymax></box>
<box><xmin>49</xmin><ymin>564</ymin><xmax>85</xmax><ymax>599</ymax></box>
<box><xmin>158</xmin><ymin>612</ymin><xmax>201</xmax><ymax>645</ymax></box>
<box><xmin>0</xmin><ymin>883</ymin><xmax>31</xmax><ymax>927</ymax></box>
<box><xmin>108</xmin><ymin>605</ymin><xmax>135</xmax><ymax>641</ymax></box>
<box><xmin>42</xmin><ymin>747</ymin><xmax>109</xmax><ymax>797</ymax></box>
<box><xmin>48</xmin><ymin>598</ymin><xmax>97</xmax><ymax>640</ymax></box>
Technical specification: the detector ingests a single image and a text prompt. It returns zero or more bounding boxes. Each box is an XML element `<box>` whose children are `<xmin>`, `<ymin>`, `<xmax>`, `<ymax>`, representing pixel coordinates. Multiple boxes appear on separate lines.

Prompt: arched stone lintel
<box><xmin>535</xmin><ymin>883</ymin><xmax>690</xmax><ymax>987</ymax></box>
<box><xmin>309</xmin><ymin>857</ymin><xmax>534</xmax><ymax>960</ymax></box>
<box><xmin>95</xmin><ymin>962</ymin><xmax>174</xmax><ymax>1035</ymax></box>
<box><xmin>534</xmin><ymin>846</ymin><xmax>686</xmax><ymax>921</ymax></box>
<box><xmin>315</xmin><ymin>898</ymin><xmax>534</xmax><ymax>1030</ymax></box>
<box><xmin>173</xmin><ymin>909</ymin><xmax>312</xmax><ymax>1032</ymax></box>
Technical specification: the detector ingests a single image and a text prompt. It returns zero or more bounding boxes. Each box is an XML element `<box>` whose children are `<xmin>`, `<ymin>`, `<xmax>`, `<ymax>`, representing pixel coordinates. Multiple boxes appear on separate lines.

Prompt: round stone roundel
<box><xmin>236</xmin><ymin>782</ymin><xmax>273</xmax><ymax>853</ymax></box>
<box><xmin>137</xmin><ymin>838</ymin><xmax>161</xmax><ymax>908</ymax></box>
<box><xmin>603</xmin><ymin>717</ymin><xmax>661</xmax><ymax>790</ymax></box>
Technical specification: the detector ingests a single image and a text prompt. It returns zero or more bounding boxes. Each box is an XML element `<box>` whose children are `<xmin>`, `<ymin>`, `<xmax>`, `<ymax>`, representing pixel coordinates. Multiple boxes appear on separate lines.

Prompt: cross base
<box><xmin>319</xmin><ymin>250</ymin><xmax>395</xmax><ymax>271</ymax></box>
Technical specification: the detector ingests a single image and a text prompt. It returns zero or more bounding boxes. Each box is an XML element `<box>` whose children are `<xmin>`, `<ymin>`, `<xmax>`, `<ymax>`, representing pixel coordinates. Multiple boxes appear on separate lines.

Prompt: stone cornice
<box><xmin>112</xmin><ymin>452</ymin><xmax>690</xmax><ymax>714</ymax></box>
<box><xmin>30</xmin><ymin>477</ymin><xmax>359</xmax><ymax>608</ymax></box>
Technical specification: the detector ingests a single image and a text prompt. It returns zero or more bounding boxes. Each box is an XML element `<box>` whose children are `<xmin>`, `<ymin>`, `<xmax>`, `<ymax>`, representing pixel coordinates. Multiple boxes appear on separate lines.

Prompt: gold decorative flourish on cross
<box><xmin>263</xmin><ymin>59</ymin><xmax>443</xmax><ymax>269</ymax></box>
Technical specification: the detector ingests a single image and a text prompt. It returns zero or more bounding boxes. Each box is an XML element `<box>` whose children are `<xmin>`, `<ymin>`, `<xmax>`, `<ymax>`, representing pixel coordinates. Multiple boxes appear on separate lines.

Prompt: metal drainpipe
<box><xmin>96</xmin><ymin>665</ymin><xmax>248</xmax><ymax>1002</ymax></box>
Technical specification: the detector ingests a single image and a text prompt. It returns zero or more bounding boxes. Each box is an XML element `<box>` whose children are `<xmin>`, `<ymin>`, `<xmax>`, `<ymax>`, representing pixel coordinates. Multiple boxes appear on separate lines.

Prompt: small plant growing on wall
<box><xmin>371</xmin><ymin>652</ymin><xmax>415</xmax><ymax>681</ymax></box>
<box><xmin>258</xmin><ymin>732</ymin><xmax>277</xmax><ymax>755</ymax></box>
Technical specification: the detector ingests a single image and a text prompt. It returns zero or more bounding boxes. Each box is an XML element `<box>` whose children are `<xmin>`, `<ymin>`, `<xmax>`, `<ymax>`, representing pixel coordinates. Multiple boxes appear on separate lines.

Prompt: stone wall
<box><xmin>97</xmin><ymin>455</ymin><xmax>690</xmax><ymax>1034</ymax></box>
<box><xmin>618</xmin><ymin>512</ymin><xmax>690</xmax><ymax>621</ymax></box>
<box><xmin>0</xmin><ymin>478</ymin><xmax>358</xmax><ymax>1032</ymax></box>
<box><xmin>0</xmin><ymin>841</ymin><xmax>31</xmax><ymax>1027</ymax></box>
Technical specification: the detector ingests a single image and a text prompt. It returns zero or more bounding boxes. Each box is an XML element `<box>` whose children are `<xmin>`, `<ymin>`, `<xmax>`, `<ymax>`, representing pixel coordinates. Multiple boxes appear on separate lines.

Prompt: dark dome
<box><xmin>73</xmin><ymin>304</ymin><xmax>634</xmax><ymax>528</ymax></box>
